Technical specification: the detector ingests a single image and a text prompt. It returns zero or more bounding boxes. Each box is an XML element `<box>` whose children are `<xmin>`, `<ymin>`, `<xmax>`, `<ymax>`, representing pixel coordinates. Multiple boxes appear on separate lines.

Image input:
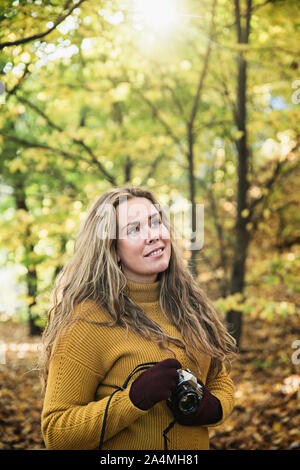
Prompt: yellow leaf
<box><xmin>241</xmin><ymin>208</ymin><xmax>249</xmax><ymax>218</ymax></box>
<box><xmin>26</xmin><ymin>296</ymin><xmax>35</xmax><ymax>305</ymax></box>
<box><xmin>8</xmin><ymin>158</ymin><xmax>27</xmax><ymax>173</ymax></box>
<box><xmin>272</xmin><ymin>422</ymin><xmax>281</xmax><ymax>433</ymax></box>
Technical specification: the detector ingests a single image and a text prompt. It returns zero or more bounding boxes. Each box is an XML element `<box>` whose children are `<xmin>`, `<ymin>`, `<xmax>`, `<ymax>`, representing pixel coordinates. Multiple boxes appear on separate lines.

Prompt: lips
<box><xmin>144</xmin><ymin>246</ymin><xmax>165</xmax><ymax>257</ymax></box>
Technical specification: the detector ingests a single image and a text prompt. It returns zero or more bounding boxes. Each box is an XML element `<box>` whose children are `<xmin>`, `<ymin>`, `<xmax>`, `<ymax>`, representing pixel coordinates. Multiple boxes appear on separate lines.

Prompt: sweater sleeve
<box><xmin>41</xmin><ymin>303</ymin><xmax>149</xmax><ymax>450</ymax></box>
<box><xmin>41</xmin><ymin>353</ymin><xmax>149</xmax><ymax>450</ymax></box>
<box><xmin>204</xmin><ymin>362</ymin><xmax>235</xmax><ymax>427</ymax></box>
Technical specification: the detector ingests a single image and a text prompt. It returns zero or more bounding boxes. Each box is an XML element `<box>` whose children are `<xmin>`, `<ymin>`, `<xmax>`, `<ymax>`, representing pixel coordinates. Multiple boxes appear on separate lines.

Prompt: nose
<box><xmin>146</xmin><ymin>235</ymin><xmax>159</xmax><ymax>245</ymax></box>
<box><xmin>144</xmin><ymin>225</ymin><xmax>160</xmax><ymax>243</ymax></box>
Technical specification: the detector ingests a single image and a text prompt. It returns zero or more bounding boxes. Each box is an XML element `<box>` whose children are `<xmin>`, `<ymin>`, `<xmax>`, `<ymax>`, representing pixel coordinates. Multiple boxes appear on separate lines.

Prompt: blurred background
<box><xmin>0</xmin><ymin>0</ymin><xmax>299</xmax><ymax>450</ymax></box>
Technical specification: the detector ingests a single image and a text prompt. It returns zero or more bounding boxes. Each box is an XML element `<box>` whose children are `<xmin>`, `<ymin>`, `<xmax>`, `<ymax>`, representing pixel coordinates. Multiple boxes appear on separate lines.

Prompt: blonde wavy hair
<box><xmin>40</xmin><ymin>185</ymin><xmax>236</xmax><ymax>393</ymax></box>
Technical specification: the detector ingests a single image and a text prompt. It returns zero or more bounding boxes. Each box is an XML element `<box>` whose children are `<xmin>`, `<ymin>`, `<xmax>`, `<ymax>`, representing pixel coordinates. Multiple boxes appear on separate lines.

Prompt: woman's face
<box><xmin>116</xmin><ymin>197</ymin><xmax>171</xmax><ymax>283</ymax></box>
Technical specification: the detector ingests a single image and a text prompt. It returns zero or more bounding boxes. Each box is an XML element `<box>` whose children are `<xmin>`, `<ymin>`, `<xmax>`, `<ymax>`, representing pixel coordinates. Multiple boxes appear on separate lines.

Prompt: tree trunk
<box><xmin>124</xmin><ymin>155</ymin><xmax>133</xmax><ymax>183</ymax></box>
<box><xmin>187</xmin><ymin>124</ymin><xmax>198</xmax><ymax>277</ymax></box>
<box><xmin>186</xmin><ymin>0</ymin><xmax>217</xmax><ymax>278</ymax></box>
<box><xmin>14</xmin><ymin>179</ymin><xmax>42</xmax><ymax>336</ymax></box>
<box><xmin>226</xmin><ymin>0</ymin><xmax>252</xmax><ymax>348</ymax></box>
<box><xmin>27</xmin><ymin>264</ymin><xmax>42</xmax><ymax>336</ymax></box>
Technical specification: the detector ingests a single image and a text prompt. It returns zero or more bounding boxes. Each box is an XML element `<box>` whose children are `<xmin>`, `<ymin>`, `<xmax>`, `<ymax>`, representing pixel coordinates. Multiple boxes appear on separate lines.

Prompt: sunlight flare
<box><xmin>134</xmin><ymin>0</ymin><xmax>178</xmax><ymax>31</ymax></box>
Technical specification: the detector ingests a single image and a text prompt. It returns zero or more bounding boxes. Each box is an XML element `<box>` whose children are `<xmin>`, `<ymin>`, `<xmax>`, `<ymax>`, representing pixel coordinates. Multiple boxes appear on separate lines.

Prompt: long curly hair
<box><xmin>40</xmin><ymin>185</ymin><xmax>236</xmax><ymax>393</ymax></box>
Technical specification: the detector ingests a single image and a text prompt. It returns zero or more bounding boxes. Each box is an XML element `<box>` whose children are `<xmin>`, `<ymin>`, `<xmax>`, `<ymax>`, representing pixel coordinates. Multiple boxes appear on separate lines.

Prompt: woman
<box><xmin>41</xmin><ymin>186</ymin><xmax>236</xmax><ymax>450</ymax></box>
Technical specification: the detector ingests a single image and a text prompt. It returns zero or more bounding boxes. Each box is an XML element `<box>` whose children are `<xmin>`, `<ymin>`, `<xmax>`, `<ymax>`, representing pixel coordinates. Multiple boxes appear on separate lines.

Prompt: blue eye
<box><xmin>152</xmin><ymin>218</ymin><xmax>161</xmax><ymax>226</ymax></box>
<box><xmin>127</xmin><ymin>218</ymin><xmax>161</xmax><ymax>235</ymax></box>
<box><xmin>128</xmin><ymin>225</ymin><xmax>139</xmax><ymax>234</ymax></box>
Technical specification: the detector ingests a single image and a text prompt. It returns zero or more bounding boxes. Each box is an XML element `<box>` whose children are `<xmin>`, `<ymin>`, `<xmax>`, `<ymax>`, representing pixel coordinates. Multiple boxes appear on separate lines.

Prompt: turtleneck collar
<box><xmin>125</xmin><ymin>278</ymin><xmax>161</xmax><ymax>303</ymax></box>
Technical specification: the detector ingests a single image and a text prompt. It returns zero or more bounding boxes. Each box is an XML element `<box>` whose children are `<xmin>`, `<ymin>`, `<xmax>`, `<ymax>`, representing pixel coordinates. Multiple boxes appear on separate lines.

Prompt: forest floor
<box><xmin>0</xmin><ymin>313</ymin><xmax>299</xmax><ymax>450</ymax></box>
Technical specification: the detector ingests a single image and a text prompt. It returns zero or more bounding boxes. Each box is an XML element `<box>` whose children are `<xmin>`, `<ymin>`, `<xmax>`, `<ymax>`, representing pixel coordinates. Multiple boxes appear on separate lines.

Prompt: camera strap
<box><xmin>98</xmin><ymin>361</ymin><xmax>177</xmax><ymax>451</ymax></box>
<box><xmin>162</xmin><ymin>417</ymin><xmax>177</xmax><ymax>450</ymax></box>
<box><xmin>98</xmin><ymin>361</ymin><xmax>158</xmax><ymax>450</ymax></box>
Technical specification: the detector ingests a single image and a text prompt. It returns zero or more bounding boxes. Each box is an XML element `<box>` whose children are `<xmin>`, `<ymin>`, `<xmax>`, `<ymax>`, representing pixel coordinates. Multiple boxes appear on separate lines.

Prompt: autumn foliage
<box><xmin>0</xmin><ymin>0</ymin><xmax>300</xmax><ymax>452</ymax></box>
<box><xmin>0</xmin><ymin>312</ymin><xmax>299</xmax><ymax>450</ymax></box>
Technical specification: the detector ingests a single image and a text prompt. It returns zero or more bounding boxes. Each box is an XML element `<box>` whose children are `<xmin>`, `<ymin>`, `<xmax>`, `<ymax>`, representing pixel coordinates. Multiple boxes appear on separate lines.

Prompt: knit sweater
<box><xmin>41</xmin><ymin>279</ymin><xmax>234</xmax><ymax>450</ymax></box>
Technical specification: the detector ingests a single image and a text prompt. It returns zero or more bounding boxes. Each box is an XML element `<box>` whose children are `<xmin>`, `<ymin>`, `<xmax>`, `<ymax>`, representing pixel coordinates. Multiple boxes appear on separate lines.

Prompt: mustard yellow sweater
<box><xmin>41</xmin><ymin>279</ymin><xmax>234</xmax><ymax>450</ymax></box>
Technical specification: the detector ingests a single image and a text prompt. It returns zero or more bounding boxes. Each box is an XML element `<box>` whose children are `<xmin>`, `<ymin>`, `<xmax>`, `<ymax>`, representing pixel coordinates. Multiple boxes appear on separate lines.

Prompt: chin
<box><xmin>154</xmin><ymin>260</ymin><xmax>170</xmax><ymax>273</ymax></box>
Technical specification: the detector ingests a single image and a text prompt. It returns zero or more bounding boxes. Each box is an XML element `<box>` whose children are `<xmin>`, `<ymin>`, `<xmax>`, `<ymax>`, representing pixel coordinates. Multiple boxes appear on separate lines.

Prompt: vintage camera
<box><xmin>168</xmin><ymin>369</ymin><xmax>203</xmax><ymax>415</ymax></box>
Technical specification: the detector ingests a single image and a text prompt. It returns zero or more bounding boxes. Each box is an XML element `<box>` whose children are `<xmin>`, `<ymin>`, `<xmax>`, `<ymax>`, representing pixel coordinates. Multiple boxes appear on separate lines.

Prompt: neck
<box><xmin>125</xmin><ymin>278</ymin><xmax>161</xmax><ymax>303</ymax></box>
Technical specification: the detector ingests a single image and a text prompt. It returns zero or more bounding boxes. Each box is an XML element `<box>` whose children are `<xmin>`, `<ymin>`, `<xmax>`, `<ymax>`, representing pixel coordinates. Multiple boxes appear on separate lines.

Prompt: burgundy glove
<box><xmin>168</xmin><ymin>379</ymin><xmax>223</xmax><ymax>426</ymax></box>
<box><xmin>129</xmin><ymin>358</ymin><xmax>181</xmax><ymax>411</ymax></box>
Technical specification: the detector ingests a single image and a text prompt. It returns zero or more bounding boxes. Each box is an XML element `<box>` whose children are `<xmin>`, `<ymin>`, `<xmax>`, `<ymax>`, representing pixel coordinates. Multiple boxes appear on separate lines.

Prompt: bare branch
<box><xmin>14</xmin><ymin>94</ymin><xmax>117</xmax><ymax>186</ymax></box>
<box><xmin>0</xmin><ymin>0</ymin><xmax>86</xmax><ymax>51</ymax></box>
<box><xmin>0</xmin><ymin>132</ymin><xmax>73</xmax><ymax>154</ymax></box>
<box><xmin>224</xmin><ymin>0</ymin><xmax>278</xmax><ymax>30</ymax></box>
<box><xmin>275</xmin><ymin>236</ymin><xmax>300</xmax><ymax>250</ymax></box>
<box><xmin>245</xmin><ymin>0</ymin><xmax>253</xmax><ymax>42</ymax></box>
<box><xmin>234</xmin><ymin>0</ymin><xmax>242</xmax><ymax>43</ymax></box>
<box><xmin>161</xmin><ymin>81</ymin><xmax>186</xmax><ymax>118</ymax></box>
<box><xmin>188</xmin><ymin>0</ymin><xmax>217</xmax><ymax>129</ymax></box>
<box><xmin>207</xmin><ymin>164</ymin><xmax>229</xmax><ymax>275</ymax></box>
<box><xmin>0</xmin><ymin>131</ymin><xmax>117</xmax><ymax>186</ymax></box>
<box><xmin>2</xmin><ymin>66</ymin><xmax>31</xmax><ymax>102</ymax></box>
<box><xmin>133</xmin><ymin>86</ymin><xmax>187</xmax><ymax>155</ymax></box>
<box><xmin>140</xmin><ymin>154</ymin><xmax>165</xmax><ymax>186</ymax></box>
<box><xmin>249</xmin><ymin>139</ymin><xmax>300</xmax><ymax>218</ymax></box>
<box><xmin>248</xmin><ymin>139</ymin><xmax>300</xmax><ymax>236</ymax></box>
<box><xmin>17</xmin><ymin>95</ymin><xmax>62</xmax><ymax>131</ymax></box>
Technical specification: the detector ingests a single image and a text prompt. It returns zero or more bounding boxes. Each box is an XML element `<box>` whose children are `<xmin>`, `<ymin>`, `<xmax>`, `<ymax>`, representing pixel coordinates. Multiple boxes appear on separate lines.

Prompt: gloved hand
<box><xmin>167</xmin><ymin>379</ymin><xmax>223</xmax><ymax>426</ymax></box>
<box><xmin>129</xmin><ymin>358</ymin><xmax>181</xmax><ymax>411</ymax></box>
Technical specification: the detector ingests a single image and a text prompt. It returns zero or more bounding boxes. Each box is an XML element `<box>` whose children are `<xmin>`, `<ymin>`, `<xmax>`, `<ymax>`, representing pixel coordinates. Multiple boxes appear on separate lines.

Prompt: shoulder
<box><xmin>73</xmin><ymin>298</ymin><xmax>111</xmax><ymax>323</ymax></box>
<box><xmin>52</xmin><ymin>298</ymin><xmax>113</xmax><ymax>365</ymax></box>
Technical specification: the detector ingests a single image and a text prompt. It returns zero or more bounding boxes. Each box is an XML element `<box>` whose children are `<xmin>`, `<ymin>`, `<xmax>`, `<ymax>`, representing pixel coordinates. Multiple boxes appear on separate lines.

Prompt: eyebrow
<box><xmin>122</xmin><ymin>212</ymin><xmax>161</xmax><ymax>232</ymax></box>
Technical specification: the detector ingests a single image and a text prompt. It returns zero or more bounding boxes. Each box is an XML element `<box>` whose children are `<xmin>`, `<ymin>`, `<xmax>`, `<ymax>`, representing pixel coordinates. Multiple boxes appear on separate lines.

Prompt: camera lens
<box><xmin>179</xmin><ymin>392</ymin><xmax>199</xmax><ymax>414</ymax></box>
